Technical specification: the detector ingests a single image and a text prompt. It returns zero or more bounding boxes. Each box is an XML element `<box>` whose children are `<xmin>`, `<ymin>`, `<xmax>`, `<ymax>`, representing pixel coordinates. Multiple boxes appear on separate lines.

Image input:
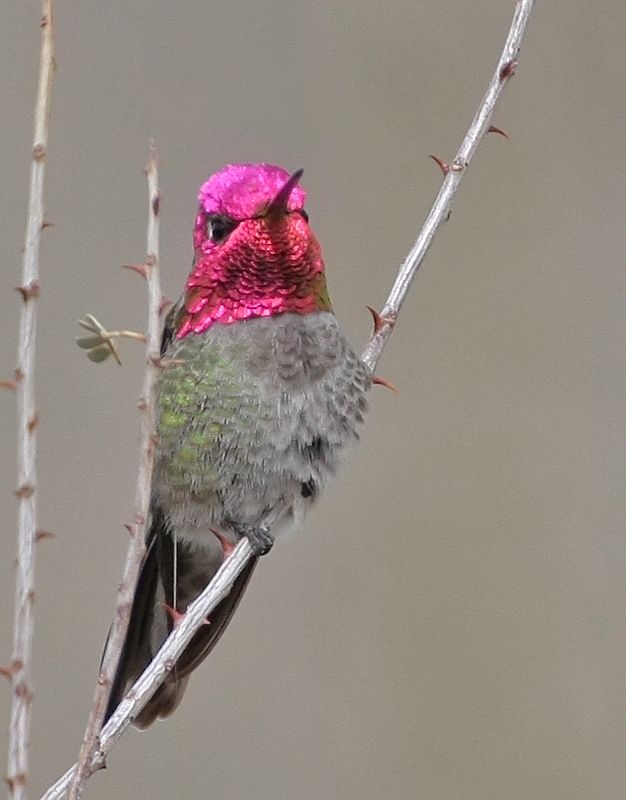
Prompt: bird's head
<box><xmin>178</xmin><ymin>163</ymin><xmax>331</xmax><ymax>338</ymax></box>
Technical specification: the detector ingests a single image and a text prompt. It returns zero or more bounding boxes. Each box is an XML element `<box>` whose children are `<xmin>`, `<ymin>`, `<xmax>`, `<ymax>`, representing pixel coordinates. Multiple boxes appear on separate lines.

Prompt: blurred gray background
<box><xmin>1</xmin><ymin>2</ymin><xmax>626</xmax><ymax>799</ymax></box>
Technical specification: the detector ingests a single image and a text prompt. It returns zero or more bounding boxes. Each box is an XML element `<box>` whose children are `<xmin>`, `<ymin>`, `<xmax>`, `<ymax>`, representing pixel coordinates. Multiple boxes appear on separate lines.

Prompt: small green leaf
<box><xmin>87</xmin><ymin>344</ymin><xmax>113</xmax><ymax>363</ymax></box>
<box><xmin>76</xmin><ymin>335</ymin><xmax>105</xmax><ymax>349</ymax></box>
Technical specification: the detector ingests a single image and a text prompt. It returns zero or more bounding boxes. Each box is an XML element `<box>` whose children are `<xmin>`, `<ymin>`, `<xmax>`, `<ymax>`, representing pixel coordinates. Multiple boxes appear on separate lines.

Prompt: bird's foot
<box><xmin>237</xmin><ymin>524</ymin><xmax>275</xmax><ymax>557</ymax></box>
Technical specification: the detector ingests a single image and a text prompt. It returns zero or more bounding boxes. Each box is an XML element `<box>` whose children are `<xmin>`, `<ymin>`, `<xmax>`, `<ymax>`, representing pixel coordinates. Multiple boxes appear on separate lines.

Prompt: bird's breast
<box><xmin>152</xmin><ymin>311</ymin><xmax>370</xmax><ymax>542</ymax></box>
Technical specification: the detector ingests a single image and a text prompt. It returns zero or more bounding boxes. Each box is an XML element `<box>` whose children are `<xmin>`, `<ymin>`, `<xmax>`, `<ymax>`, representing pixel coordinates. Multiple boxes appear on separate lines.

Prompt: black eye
<box><xmin>206</xmin><ymin>215</ymin><xmax>236</xmax><ymax>243</ymax></box>
<box><xmin>300</xmin><ymin>209</ymin><xmax>309</xmax><ymax>223</ymax></box>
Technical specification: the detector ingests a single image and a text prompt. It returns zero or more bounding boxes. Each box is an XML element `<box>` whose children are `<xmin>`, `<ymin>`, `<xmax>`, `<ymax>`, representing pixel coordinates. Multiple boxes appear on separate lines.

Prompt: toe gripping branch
<box><xmin>235</xmin><ymin>524</ymin><xmax>275</xmax><ymax>557</ymax></box>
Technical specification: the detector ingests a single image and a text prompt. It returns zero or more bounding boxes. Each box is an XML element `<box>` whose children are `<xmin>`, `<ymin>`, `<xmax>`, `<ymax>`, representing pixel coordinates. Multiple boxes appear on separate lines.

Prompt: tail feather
<box><xmin>104</xmin><ymin>505</ymin><xmax>258</xmax><ymax>727</ymax></box>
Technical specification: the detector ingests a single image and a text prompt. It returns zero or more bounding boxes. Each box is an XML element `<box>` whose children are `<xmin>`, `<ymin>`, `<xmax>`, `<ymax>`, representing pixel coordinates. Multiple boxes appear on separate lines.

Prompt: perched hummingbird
<box><xmin>105</xmin><ymin>163</ymin><xmax>370</xmax><ymax>727</ymax></box>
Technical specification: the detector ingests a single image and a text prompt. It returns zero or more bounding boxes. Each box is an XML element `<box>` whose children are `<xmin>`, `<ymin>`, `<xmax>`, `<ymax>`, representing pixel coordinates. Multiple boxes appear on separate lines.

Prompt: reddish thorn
<box><xmin>161</xmin><ymin>603</ymin><xmax>186</xmax><ymax>627</ymax></box>
<box><xmin>0</xmin><ymin>665</ymin><xmax>13</xmax><ymax>680</ymax></box>
<box><xmin>35</xmin><ymin>529</ymin><xmax>55</xmax><ymax>541</ymax></box>
<box><xmin>372</xmin><ymin>375</ymin><xmax>400</xmax><ymax>394</ymax></box>
<box><xmin>123</xmin><ymin>263</ymin><xmax>149</xmax><ymax>279</ymax></box>
<box><xmin>159</xmin><ymin>296</ymin><xmax>172</xmax><ymax>315</ymax></box>
<box><xmin>1</xmin><ymin>368</ymin><xmax>24</xmax><ymax>390</ymax></box>
<box><xmin>14</xmin><ymin>280</ymin><xmax>40</xmax><ymax>301</ymax></box>
<box><xmin>15</xmin><ymin>484</ymin><xmax>35</xmax><ymax>500</ymax></box>
<box><xmin>137</xmin><ymin>396</ymin><xmax>148</xmax><ymax>411</ymax></box>
<box><xmin>366</xmin><ymin>305</ymin><xmax>387</xmax><ymax>335</ymax></box>
<box><xmin>33</xmin><ymin>143</ymin><xmax>46</xmax><ymax>160</ymax></box>
<box><xmin>488</xmin><ymin>125</ymin><xmax>509</xmax><ymax>140</ymax></box>
<box><xmin>27</xmin><ymin>412</ymin><xmax>39</xmax><ymax>434</ymax></box>
<box><xmin>499</xmin><ymin>59</ymin><xmax>517</xmax><ymax>81</ymax></box>
<box><xmin>429</xmin><ymin>154</ymin><xmax>450</xmax><ymax>175</ymax></box>
<box><xmin>41</xmin><ymin>219</ymin><xmax>54</xmax><ymax>229</ymax></box>
<box><xmin>152</xmin><ymin>192</ymin><xmax>161</xmax><ymax>217</ymax></box>
<box><xmin>209</xmin><ymin>526</ymin><xmax>235</xmax><ymax>558</ymax></box>
<box><xmin>123</xmin><ymin>523</ymin><xmax>135</xmax><ymax>535</ymax></box>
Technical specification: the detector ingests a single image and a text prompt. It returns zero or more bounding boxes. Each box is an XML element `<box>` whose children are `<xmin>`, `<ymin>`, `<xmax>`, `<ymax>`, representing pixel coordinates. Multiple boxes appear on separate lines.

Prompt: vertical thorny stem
<box><xmin>7</xmin><ymin>3</ymin><xmax>55</xmax><ymax>800</ymax></box>
<box><xmin>66</xmin><ymin>146</ymin><xmax>163</xmax><ymax>800</ymax></box>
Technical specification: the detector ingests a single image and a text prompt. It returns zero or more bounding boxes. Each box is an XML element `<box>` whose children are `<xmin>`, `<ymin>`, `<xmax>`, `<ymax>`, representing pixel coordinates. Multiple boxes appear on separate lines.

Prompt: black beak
<box><xmin>266</xmin><ymin>168</ymin><xmax>304</xmax><ymax>218</ymax></box>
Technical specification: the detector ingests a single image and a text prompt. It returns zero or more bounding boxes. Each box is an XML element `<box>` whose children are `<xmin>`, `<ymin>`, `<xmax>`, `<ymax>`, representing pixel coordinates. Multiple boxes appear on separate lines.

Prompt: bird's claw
<box><xmin>238</xmin><ymin>525</ymin><xmax>275</xmax><ymax>556</ymax></box>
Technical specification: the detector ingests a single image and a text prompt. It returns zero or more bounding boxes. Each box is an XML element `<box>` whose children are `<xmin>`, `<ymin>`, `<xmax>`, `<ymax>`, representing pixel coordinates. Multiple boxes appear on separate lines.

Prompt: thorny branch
<box><xmin>40</xmin><ymin>2</ymin><xmax>536</xmax><ymax>797</ymax></box>
<box><xmin>361</xmin><ymin>0</ymin><xmax>535</xmax><ymax>373</ymax></box>
<box><xmin>6</xmin><ymin>3</ymin><xmax>55</xmax><ymax>800</ymax></box>
<box><xmin>65</xmin><ymin>146</ymin><xmax>163</xmax><ymax>800</ymax></box>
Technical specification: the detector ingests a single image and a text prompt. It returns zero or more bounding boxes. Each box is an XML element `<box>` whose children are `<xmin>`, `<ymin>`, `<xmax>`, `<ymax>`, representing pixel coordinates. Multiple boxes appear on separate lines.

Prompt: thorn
<box><xmin>366</xmin><ymin>305</ymin><xmax>386</xmax><ymax>335</ymax></box>
<box><xmin>137</xmin><ymin>397</ymin><xmax>148</xmax><ymax>411</ymax></box>
<box><xmin>35</xmin><ymin>529</ymin><xmax>55</xmax><ymax>541</ymax></box>
<box><xmin>366</xmin><ymin>305</ymin><xmax>396</xmax><ymax>337</ymax></box>
<box><xmin>159</xmin><ymin>296</ymin><xmax>172</xmax><ymax>315</ymax></box>
<box><xmin>0</xmin><ymin>368</ymin><xmax>23</xmax><ymax>391</ymax></box>
<box><xmin>499</xmin><ymin>59</ymin><xmax>518</xmax><ymax>81</ymax></box>
<box><xmin>161</xmin><ymin>603</ymin><xmax>186</xmax><ymax>627</ymax></box>
<box><xmin>15</xmin><ymin>484</ymin><xmax>35</xmax><ymax>500</ymax></box>
<box><xmin>152</xmin><ymin>192</ymin><xmax>161</xmax><ymax>217</ymax></box>
<box><xmin>429</xmin><ymin>154</ymin><xmax>450</xmax><ymax>175</ymax></box>
<box><xmin>0</xmin><ymin>665</ymin><xmax>12</xmax><ymax>680</ymax></box>
<box><xmin>123</xmin><ymin>523</ymin><xmax>135</xmax><ymax>535</ymax></box>
<box><xmin>145</xmin><ymin>254</ymin><xmax>156</xmax><ymax>268</ymax></box>
<box><xmin>372</xmin><ymin>375</ymin><xmax>400</xmax><ymax>393</ymax></box>
<box><xmin>27</xmin><ymin>412</ymin><xmax>39</xmax><ymax>434</ymax></box>
<box><xmin>209</xmin><ymin>526</ymin><xmax>235</xmax><ymax>558</ymax></box>
<box><xmin>41</xmin><ymin>219</ymin><xmax>54</xmax><ymax>229</ymax></box>
<box><xmin>32</xmin><ymin>143</ymin><xmax>46</xmax><ymax>160</ymax></box>
<box><xmin>14</xmin><ymin>281</ymin><xmax>40</xmax><ymax>301</ymax></box>
<box><xmin>488</xmin><ymin>125</ymin><xmax>509</xmax><ymax>140</ymax></box>
<box><xmin>123</xmin><ymin>263</ymin><xmax>149</xmax><ymax>280</ymax></box>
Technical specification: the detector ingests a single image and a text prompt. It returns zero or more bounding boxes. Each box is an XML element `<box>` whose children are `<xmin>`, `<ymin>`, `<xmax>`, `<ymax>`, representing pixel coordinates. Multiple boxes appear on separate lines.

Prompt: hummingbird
<box><xmin>105</xmin><ymin>163</ymin><xmax>370</xmax><ymax>727</ymax></box>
